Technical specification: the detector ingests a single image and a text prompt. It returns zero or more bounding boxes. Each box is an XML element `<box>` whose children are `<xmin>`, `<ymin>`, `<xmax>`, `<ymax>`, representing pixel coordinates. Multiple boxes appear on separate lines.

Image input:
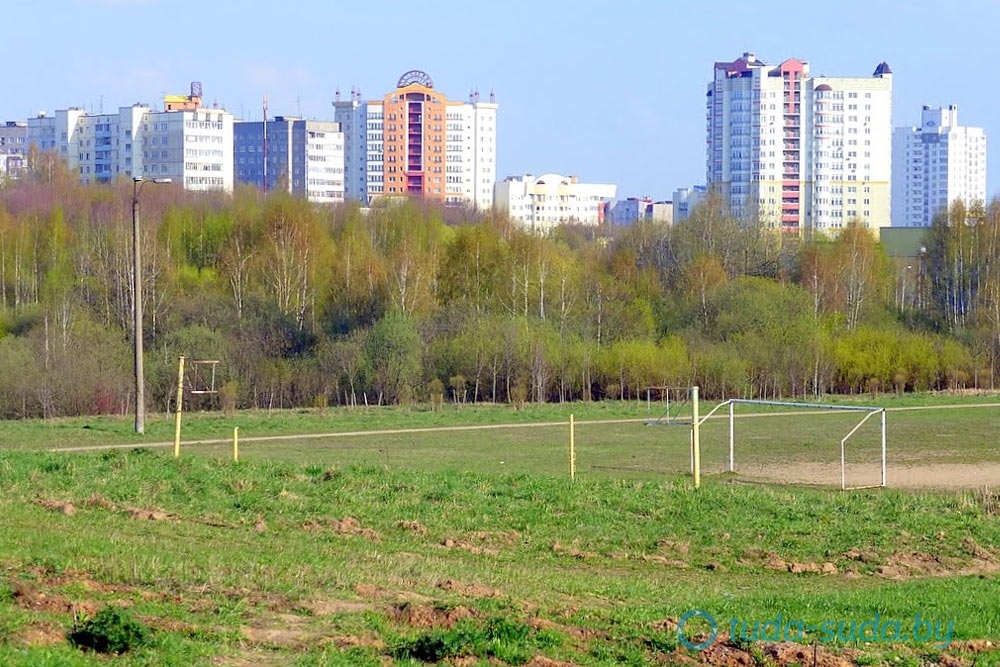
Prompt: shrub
<box><xmin>68</xmin><ymin>605</ymin><xmax>150</xmax><ymax>654</ymax></box>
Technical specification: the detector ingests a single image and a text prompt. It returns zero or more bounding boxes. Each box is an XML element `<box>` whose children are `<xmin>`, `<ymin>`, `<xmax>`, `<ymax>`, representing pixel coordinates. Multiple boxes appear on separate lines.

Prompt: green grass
<box><xmin>2</xmin><ymin>394</ymin><xmax>1000</xmax><ymax>664</ymax></box>
<box><xmin>1</xmin><ymin>448</ymin><xmax>999</xmax><ymax>665</ymax></box>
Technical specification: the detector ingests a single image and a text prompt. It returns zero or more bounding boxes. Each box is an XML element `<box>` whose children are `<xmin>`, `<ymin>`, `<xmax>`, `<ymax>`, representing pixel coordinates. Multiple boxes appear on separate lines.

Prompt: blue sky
<box><xmin>7</xmin><ymin>0</ymin><xmax>1000</xmax><ymax>199</ymax></box>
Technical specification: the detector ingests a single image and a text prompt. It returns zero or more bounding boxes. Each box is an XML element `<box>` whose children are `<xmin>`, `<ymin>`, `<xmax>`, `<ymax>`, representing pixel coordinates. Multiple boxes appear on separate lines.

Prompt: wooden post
<box><xmin>692</xmin><ymin>386</ymin><xmax>700</xmax><ymax>489</ymax></box>
<box><xmin>233</xmin><ymin>426</ymin><xmax>239</xmax><ymax>463</ymax></box>
<box><xmin>569</xmin><ymin>414</ymin><xmax>576</xmax><ymax>481</ymax></box>
<box><xmin>173</xmin><ymin>356</ymin><xmax>185</xmax><ymax>458</ymax></box>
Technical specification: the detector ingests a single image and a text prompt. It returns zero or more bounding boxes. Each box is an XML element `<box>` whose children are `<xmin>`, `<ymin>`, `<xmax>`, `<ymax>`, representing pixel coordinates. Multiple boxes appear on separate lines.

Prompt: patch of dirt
<box><xmin>83</xmin><ymin>493</ymin><xmax>116</xmax><ymax>510</ymax></box>
<box><xmin>441</xmin><ymin>537</ymin><xmax>499</xmax><ymax>556</ymax></box>
<box><xmin>11</xmin><ymin>622</ymin><xmax>65</xmax><ymax>647</ymax></box>
<box><xmin>12</xmin><ymin>582</ymin><xmax>97</xmax><ymax>616</ymax></box>
<box><xmin>843</xmin><ymin>547</ymin><xmax>878</xmax><ymax>563</ymax></box>
<box><xmin>126</xmin><ymin>507</ymin><xmax>179</xmax><ymax>521</ymax></box>
<box><xmin>523</xmin><ymin>657</ymin><xmax>579</xmax><ymax>667</ymax></box>
<box><xmin>33</xmin><ymin>499</ymin><xmax>76</xmax><ymax>516</ymax></box>
<box><xmin>397</xmin><ymin>520</ymin><xmax>427</xmax><ymax>535</ymax></box>
<box><xmin>467</xmin><ymin>529</ymin><xmax>521</xmax><ymax>545</ymax></box>
<box><xmin>638</xmin><ymin>554</ymin><xmax>690</xmax><ymax>568</ymax></box>
<box><xmin>391</xmin><ymin>602</ymin><xmax>476</xmax><ymax>628</ymax></box>
<box><xmin>744</xmin><ymin>461</ymin><xmax>1000</xmax><ymax>490</ymax></box>
<box><xmin>239</xmin><ymin>624</ymin><xmax>320</xmax><ymax>647</ymax></box>
<box><xmin>330</xmin><ymin>634</ymin><xmax>385</xmax><ymax>650</ymax></box>
<box><xmin>552</xmin><ymin>540</ymin><xmax>598</xmax><ymax>560</ymax></box>
<box><xmin>874</xmin><ymin>550</ymin><xmax>999</xmax><ymax>579</ymax></box>
<box><xmin>353</xmin><ymin>583</ymin><xmax>385</xmax><ymax>599</ymax></box>
<box><xmin>436</xmin><ymin>579</ymin><xmax>501</xmax><ymax>598</ymax></box>
<box><xmin>676</xmin><ymin>635</ymin><xmax>858</xmax><ymax>667</ymax></box>
<box><xmin>763</xmin><ymin>641</ymin><xmax>857</xmax><ymax>667</ymax></box>
<box><xmin>951</xmin><ymin>639</ymin><xmax>996</xmax><ymax>652</ymax></box>
<box><xmin>961</xmin><ymin>537</ymin><xmax>993</xmax><ymax>560</ymax></box>
<box><xmin>658</xmin><ymin>539</ymin><xmax>691</xmax><ymax>556</ymax></box>
<box><xmin>302</xmin><ymin>516</ymin><xmax>380</xmax><ymax>542</ymax></box>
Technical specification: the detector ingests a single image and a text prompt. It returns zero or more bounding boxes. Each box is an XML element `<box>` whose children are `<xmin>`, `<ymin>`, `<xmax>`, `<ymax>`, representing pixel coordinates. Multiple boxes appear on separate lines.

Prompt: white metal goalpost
<box><xmin>690</xmin><ymin>391</ymin><xmax>887</xmax><ymax>491</ymax></box>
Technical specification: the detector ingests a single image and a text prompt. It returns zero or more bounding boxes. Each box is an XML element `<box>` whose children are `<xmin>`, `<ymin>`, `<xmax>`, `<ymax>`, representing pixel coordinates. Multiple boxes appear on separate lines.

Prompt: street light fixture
<box><xmin>132</xmin><ymin>176</ymin><xmax>172</xmax><ymax>434</ymax></box>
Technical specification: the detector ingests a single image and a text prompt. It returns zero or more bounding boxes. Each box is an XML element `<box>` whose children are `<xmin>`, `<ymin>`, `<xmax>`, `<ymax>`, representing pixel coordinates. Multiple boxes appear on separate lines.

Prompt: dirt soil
<box><xmin>734</xmin><ymin>462</ymin><xmax>1000</xmax><ymax>489</ymax></box>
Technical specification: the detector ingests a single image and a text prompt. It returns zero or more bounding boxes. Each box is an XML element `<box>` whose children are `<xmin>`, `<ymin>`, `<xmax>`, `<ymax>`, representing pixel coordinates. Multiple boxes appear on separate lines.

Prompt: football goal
<box><xmin>696</xmin><ymin>397</ymin><xmax>887</xmax><ymax>490</ymax></box>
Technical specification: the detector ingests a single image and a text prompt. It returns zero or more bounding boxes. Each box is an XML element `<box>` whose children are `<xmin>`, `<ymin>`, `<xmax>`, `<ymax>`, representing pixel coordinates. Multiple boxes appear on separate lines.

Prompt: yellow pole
<box><xmin>233</xmin><ymin>426</ymin><xmax>239</xmax><ymax>463</ymax></box>
<box><xmin>569</xmin><ymin>413</ymin><xmax>576</xmax><ymax>480</ymax></box>
<box><xmin>692</xmin><ymin>386</ymin><xmax>700</xmax><ymax>489</ymax></box>
<box><xmin>173</xmin><ymin>356</ymin><xmax>185</xmax><ymax>458</ymax></box>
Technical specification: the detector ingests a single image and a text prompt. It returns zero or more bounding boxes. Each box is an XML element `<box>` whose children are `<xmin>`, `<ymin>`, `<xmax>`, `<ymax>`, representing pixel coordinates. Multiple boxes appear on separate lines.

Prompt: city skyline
<box><xmin>3</xmin><ymin>0</ymin><xmax>998</xmax><ymax>202</ymax></box>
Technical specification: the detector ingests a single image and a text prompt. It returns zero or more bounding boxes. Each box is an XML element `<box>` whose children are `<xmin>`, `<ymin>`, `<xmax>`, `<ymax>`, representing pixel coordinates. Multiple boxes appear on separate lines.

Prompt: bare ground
<box><xmin>729</xmin><ymin>462</ymin><xmax>1000</xmax><ymax>489</ymax></box>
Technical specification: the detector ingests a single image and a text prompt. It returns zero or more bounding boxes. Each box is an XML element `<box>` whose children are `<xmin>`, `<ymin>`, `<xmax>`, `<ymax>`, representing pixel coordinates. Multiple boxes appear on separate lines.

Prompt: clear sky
<box><xmin>7</xmin><ymin>0</ymin><xmax>1000</xmax><ymax>200</ymax></box>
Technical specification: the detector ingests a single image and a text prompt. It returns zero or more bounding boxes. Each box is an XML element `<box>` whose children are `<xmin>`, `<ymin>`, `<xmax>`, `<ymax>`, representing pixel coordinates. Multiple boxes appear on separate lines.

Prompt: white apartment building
<box><xmin>234</xmin><ymin>117</ymin><xmax>345</xmax><ymax>203</ymax></box>
<box><xmin>27</xmin><ymin>92</ymin><xmax>233</xmax><ymax>191</ymax></box>
<box><xmin>0</xmin><ymin>121</ymin><xmax>28</xmax><ymax>179</ymax></box>
<box><xmin>673</xmin><ymin>185</ymin><xmax>707</xmax><ymax>222</ymax></box>
<box><xmin>333</xmin><ymin>70</ymin><xmax>497</xmax><ymax>209</ymax></box>
<box><xmin>707</xmin><ymin>52</ymin><xmax>893</xmax><ymax>233</ymax></box>
<box><xmin>891</xmin><ymin>105</ymin><xmax>987</xmax><ymax>227</ymax></box>
<box><xmin>494</xmin><ymin>174</ymin><xmax>616</xmax><ymax>232</ymax></box>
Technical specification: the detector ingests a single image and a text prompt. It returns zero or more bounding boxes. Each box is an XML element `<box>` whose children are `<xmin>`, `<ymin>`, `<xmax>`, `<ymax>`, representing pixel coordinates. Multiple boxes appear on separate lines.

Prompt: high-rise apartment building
<box><xmin>26</xmin><ymin>83</ymin><xmax>233</xmax><ymax>191</ymax></box>
<box><xmin>891</xmin><ymin>105</ymin><xmax>986</xmax><ymax>227</ymax></box>
<box><xmin>234</xmin><ymin>116</ymin><xmax>345</xmax><ymax>203</ymax></box>
<box><xmin>707</xmin><ymin>52</ymin><xmax>893</xmax><ymax>233</ymax></box>
<box><xmin>333</xmin><ymin>70</ymin><xmax>497</xmax><ymax>209</ymax></box>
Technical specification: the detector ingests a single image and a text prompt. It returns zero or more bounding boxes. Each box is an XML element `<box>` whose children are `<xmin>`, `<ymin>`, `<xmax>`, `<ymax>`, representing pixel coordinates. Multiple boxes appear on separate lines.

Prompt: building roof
<box><xmin>873</xmin><ymin>62</ymin><xmax>893</xmax><ymax>76</ymax></box>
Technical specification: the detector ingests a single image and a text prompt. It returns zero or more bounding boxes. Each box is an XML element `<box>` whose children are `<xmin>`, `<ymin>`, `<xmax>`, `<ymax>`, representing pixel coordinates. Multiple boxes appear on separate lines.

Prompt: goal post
<box><xmin>173</xmin><ymin>356</ymin><xmax>222</xmax><ymax>458</ymax></box>
<box><xmin>695</xmin><ymin>398</ymin><xmax>887</xmax><ymax>490</ymax></box>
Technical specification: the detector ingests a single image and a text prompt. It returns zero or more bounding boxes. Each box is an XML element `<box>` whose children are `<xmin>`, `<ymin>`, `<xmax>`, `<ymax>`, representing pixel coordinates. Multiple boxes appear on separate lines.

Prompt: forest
<box><xmin>0</xmin><ymin>161</ymin><xmax>998</xmax><ymax>418</ymax></box>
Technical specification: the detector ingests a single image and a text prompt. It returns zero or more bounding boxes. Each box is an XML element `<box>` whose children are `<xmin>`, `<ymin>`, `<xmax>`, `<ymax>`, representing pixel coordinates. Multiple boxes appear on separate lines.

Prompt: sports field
<box><xmin>1</xmin><ymin>395</ymin><xmax>999</xmax><ymax>665</ymax></box>
<box><xmin>40</xmin><ymin>395</ymin><xmax>1000</xmax><ymax>490</ymax></box>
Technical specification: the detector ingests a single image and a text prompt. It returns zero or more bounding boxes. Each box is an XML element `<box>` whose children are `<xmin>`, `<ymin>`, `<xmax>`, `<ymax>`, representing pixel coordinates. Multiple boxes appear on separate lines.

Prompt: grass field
<box><xmin>1</xmin><ymin>394</ymin><xmax>1000</xmax><ymax>665</ymax></box>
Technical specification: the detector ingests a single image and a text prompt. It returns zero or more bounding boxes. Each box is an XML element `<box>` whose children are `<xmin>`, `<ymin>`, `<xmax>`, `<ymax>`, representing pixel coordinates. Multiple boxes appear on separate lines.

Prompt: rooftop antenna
<box><xmin>335</xmin><ymin>87</ymin><xmax>341</xmax><ymax>102</ymax></box>
<box><xmin>489</xmin><ymin>88</ymin><xmax>496</xmax><ymax>103</ymax></box>
<box><xmin>297</xmin><ymin>95</ymin><xmax>302</xmax><ymax>117</ymax></box>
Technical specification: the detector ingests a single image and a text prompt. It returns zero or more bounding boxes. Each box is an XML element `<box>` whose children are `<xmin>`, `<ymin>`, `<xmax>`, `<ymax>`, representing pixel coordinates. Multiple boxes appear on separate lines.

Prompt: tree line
<box><xmin>0</xmin><ymin>169</ymin><xmax>997</xmax><ymax>418</ymax></box>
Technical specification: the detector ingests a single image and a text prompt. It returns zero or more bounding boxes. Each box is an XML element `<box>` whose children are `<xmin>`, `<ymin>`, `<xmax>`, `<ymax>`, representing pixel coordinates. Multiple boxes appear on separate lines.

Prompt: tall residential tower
<box><xmin>707</xmin><ymin>52</ymin><xmax>892</xmax><ymax>233</ymax></box>
<box><xmin>333</xmin><ymin>70</ymin><xmax>497</xmax><ymax>209</ymax></box>
<box><xmin>891</xmin><ymin>105</ymin><xmax>986</xmax><ymax>227</ymax></box>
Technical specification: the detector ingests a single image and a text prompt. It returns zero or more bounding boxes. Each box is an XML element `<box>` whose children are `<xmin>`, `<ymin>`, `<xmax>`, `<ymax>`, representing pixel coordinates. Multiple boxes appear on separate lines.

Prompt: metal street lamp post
<box><xmin>132</xmin><ymin>177</ymin><xmax>171</xmax><ymax>434</ymax></box>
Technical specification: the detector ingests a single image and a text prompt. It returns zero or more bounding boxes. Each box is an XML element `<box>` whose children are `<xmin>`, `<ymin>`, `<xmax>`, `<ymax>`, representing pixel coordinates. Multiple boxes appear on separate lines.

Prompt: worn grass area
<box><xmin>1</xmin><ymin>449</ymin><xmax>999</xmax><ymax>665</ymax></box>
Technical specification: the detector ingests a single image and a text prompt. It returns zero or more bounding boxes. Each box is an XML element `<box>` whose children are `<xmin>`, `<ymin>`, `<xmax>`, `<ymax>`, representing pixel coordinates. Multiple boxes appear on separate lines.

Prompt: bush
<box><xmin>68</xmin><ymin>605</ymin><xmax>150</xmax><ymax>654</ymax></box>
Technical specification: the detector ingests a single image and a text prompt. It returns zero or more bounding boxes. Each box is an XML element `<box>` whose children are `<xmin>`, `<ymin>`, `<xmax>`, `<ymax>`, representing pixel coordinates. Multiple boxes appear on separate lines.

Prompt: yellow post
<box><xmin>692</xmin><ymin>385</ymin><xmax>700</xmax><ymax>489</ymax></box>
<box><xmin>233</xmin><ymin>426</ymin><xmax>239</xmax><ymax>463</ymax></box>
<box><xmin>173</xmin><ymin>356</ymin><xmax>185</xmax><ymax>458</ymax></box>
<box><xmin>569</xmin><ymin>414</ymin><xmax>576</xmax><ymax>480</ymax></box>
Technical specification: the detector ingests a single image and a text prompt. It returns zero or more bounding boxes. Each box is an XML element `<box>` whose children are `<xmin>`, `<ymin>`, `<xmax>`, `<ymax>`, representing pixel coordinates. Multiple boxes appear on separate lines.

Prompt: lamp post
<box><xmin>132</xmin><ymin>176</ymin><xmax>171</xmax><ymax>434</ymax></box>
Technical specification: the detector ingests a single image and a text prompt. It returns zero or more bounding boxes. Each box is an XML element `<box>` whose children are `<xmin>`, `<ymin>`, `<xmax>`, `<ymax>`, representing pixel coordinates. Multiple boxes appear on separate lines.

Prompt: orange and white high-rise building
<box><xmin>333</xmin><ymin>70</ymin><xmax>497</xmax><ymax>209</ymax></box>
<box><xmin>707</xmin><ymin>52</ymin><xmax>892</xmax><ymax>233</ymax></box>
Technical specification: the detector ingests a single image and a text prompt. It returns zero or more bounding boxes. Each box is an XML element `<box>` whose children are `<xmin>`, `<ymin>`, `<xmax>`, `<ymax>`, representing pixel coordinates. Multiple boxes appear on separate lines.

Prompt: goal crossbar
<box><xmin>696</xmin><ymin>398</ymin><xmax>886</xmax><ymax>490</ymax></box>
